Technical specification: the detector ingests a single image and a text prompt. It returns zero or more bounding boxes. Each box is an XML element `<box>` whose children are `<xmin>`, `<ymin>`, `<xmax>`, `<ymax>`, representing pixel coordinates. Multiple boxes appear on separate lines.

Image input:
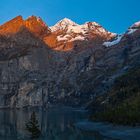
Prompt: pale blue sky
<box><xmin>0</xmin><ymin>0</ymin><xmax>139</xmax><ymax>33</ymax></box>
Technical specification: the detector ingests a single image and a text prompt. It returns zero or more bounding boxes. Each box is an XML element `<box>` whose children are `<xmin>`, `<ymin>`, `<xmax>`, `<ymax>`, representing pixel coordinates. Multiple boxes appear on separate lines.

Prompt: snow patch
<box><xmin>130</xmin><ymin>21</ymin><xmax>140</xmax><ymax>28</ymax></box>
<box><xmin>103</xmin><ymin>35</ymin><xmax>122</xmax><ymax>47</ymax></box>
<box><xmin>127</xmin><ymin>29</ymin><xmax>138</xmax><ymax>35</ymax></box>
<box><xmin>69</xmin><ymin>36</ymin><xmax>85</xmax><ymax>42</ymax></box>
<box><xmin>125</xmin><ymin>21</ymin><xmax>140</xmax><ymax>35</ymax></box>
<box><xmin>57</xmin><ymin>34</ymin><xmax>85</xmax><ymax>42</ymax></box>
<box><xmin>57</xmin><ymin>35</ymin><xmax>70</xmax><ymax>41</ymax></box>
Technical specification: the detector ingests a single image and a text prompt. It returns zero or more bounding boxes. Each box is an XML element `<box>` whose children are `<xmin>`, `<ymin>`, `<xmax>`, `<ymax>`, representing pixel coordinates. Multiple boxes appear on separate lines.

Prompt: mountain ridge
<box><xmin>0</xmin><ymin>15</ymin><xmax>51</xmax><ymax>38</ymax></box>
<box><xmin>0</xmin><ymin>15</ymin><xmax>139</xmax><ymax>108</ymax></box>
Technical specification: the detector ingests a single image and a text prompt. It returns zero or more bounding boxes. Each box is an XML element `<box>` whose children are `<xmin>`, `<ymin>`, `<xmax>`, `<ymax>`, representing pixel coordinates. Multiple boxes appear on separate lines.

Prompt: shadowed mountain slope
<box><xmin>0</xmin><ymin>16</ymin><xmax>139</xmax><ymax>108</ymax></box>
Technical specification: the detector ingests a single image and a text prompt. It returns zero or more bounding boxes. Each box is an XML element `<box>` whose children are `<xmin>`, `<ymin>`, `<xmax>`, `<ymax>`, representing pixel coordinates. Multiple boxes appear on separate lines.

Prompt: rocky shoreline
<box><xmin>76</xmin><ymin>121</ymin><xmax>140</xmax><ymax>140</ymax></box>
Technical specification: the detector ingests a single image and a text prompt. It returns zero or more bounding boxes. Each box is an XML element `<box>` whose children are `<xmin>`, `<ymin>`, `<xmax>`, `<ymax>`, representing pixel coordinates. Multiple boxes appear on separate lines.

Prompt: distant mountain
<box><xmin>0</xmin><ymin>15</ymin><xmax>50</xmax><ymax>37</ymax></box>
<box><xmin>45</xmin><ymin>18</ymin><xmax>114</xmax><ymax>51</ymax></box>
<box><xmin>0</xmin><ymin>15</ymin><xmax>139</xmax><ymax>108</ymax></box>
<box><xmin>50</xmin><ymin>18</ymin><xmax>114</xmax><ymax>40</ymax></box>
<box><xmin>103</xmin><ymin>21</ymin><xmax>140</xmax><ymax>47</ymax></box>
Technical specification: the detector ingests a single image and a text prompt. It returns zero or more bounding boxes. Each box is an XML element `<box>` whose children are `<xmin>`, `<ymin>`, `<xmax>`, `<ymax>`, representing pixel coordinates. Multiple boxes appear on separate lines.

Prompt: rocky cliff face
<box><xmin>0</xmin><ymin>16</ymin><xmax>139</xmax><ymax>108</ymax></box>
<box><xmin>0</xmin><ymin>16</ymin><xmax>51</xmax><ymax>108</ymax></box>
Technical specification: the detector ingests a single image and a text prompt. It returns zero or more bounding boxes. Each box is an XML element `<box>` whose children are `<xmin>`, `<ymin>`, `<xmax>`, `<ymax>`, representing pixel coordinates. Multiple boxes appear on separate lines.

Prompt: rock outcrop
<box><xmin>0</xmin><ymin>16</ymin><xmax>139</xmax><ymax>108</ymax></box>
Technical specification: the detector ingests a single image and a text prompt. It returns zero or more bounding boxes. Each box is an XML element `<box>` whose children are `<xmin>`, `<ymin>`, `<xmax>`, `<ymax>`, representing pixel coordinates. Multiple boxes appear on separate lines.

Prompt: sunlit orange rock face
<box><xmin>0</xmin><ymin>15</ymin><xmax>50</xmax><ymax>38</ymax></box>
<box><xmin>24</xmin><ymin>16</ymin><xmax>51</xmax><ymax>38</ymax></box>
<box><xmin>0</xmin><ymin>16</ymin><xmax>24</xmax><ymax>35</ymax></box>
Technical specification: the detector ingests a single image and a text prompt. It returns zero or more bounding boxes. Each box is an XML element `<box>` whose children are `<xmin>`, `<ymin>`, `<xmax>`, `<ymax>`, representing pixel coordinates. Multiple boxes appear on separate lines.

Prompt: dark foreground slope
<box><xmin>90</xmin><ymin>66</ymin><xmax>140</xmax><ymax>126</ymax></box>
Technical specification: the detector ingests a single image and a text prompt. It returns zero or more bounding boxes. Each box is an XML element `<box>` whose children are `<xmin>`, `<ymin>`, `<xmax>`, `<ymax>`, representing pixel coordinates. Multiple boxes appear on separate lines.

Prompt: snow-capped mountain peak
<box><xmin>50</xmin><ymin>18</ymin><xmax>111</xmax><ymax>35</ymax></box>
<box><xmin>103</xmin><ymin>20</ymin><xmax>140</xmax><ymax>47</ymax></box>
<box><xmin>126</xmin><ymin>21</ymin><xmax>140</xmax><ymax>35</ymax></box>
<box><xmin>58</xmin><ymin>18</ymin><xmax>78</xmax><ymax>26</ymax></box>
<box><xmin>130</xmin><ymin>21</ymin><xmax>140</xmax><ymax>29</ymax></box>
<box><xmin>49</xmin><ymin>18</ymin><xmax>115</xmax><ymax>44</ymax></box>
<box><xmin>50</xmin><ymin>18</ymin><xmax>78</xmax><ymax>32</ymax></box>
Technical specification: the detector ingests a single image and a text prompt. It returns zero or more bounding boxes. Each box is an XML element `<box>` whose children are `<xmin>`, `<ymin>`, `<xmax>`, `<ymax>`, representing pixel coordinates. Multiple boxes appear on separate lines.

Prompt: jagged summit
<box><xmin>50</xmin><ymin>18</ymin><xmax>78</xmax><ymax>32</ymax></box>
<box><xmin>58</xmin><ymin>18</ymin><xmax>78</xmax><ymax>26</ymax></box>
<box><xmin>26</xmin><ymin>15</ymin><xmax>47</xmax><ymax>27</ymax></box>
<box><xmin>103</xmin><ymin>20</ymin><xmax>140</xmax><ymax>47</ymax></box>
<box><xmin>0</xmin><ymin>15</ymin><xmax>24</xmax><ymax>35</ymax></box>
<box><xmin>126</xmin><ymin>21</ymin><xmax>140</xmax><ymax>35</ymax></box>
<box><xmin>48</xmin><ymin>18</ymin><xmax>114</xmax><ymax>48</ymax></box>
<box><xmin>0</xmin><ymin>15</ymin><xmax>50</xmax><ymax>37</ymax></box>
<box><xmin>50</xmin><ymin>18</ymin><xmax>114</xmax><ymax>39</ymax></box>
<box><xmin>0</xmin><ymin>15</ymin><xmax>139</xmax><ymax>51</ymax></box>
<box><xmin>24</xmin><ymin>15</ymin><xmax>51</xmax><ymax>37</ymax></box>
<box><xmin>6</xmin><ymin>15</ymin><xmax>23</xmax><ymax>23</ymax></box>
<box><xmin>130</xmin><ymin>21</ymin><xmax>140</xmax><ymax>29</ymax></box>
<box><xmin>50</xmin><ymin>18</ymin><xmax>106</xmax><ymax>33</ymax></box>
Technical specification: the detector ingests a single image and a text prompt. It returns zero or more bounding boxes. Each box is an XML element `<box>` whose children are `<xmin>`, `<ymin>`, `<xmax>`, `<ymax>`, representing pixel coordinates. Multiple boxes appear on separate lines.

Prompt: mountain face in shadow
<box><xmin>0</xmin><ymin>15</ymin><xmax>139</xmax><ymax>108</ymax></box>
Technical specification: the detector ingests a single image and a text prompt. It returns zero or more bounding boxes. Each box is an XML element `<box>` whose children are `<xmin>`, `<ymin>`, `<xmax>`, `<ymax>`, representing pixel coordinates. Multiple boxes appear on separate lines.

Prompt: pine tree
<box><xmin>26</xmin><ymin>111</ymin><xmax>41</xmax><ymax>139</ymax></box>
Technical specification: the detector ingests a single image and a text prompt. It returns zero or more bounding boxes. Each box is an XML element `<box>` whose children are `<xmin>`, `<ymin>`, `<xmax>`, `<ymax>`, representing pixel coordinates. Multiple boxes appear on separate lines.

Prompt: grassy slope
<box><xmin>91</xmin><ymin>67</ymin><xmax>140</xmax><ymax>126</ymax></box>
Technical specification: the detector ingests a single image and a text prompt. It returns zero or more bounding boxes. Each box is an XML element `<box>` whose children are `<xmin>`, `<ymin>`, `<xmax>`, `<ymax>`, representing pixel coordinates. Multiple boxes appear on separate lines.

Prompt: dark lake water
<box><xmin>0</xmin><ymin>107</ymin><xmax>114</xmax><ymax>140</ymax></box>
